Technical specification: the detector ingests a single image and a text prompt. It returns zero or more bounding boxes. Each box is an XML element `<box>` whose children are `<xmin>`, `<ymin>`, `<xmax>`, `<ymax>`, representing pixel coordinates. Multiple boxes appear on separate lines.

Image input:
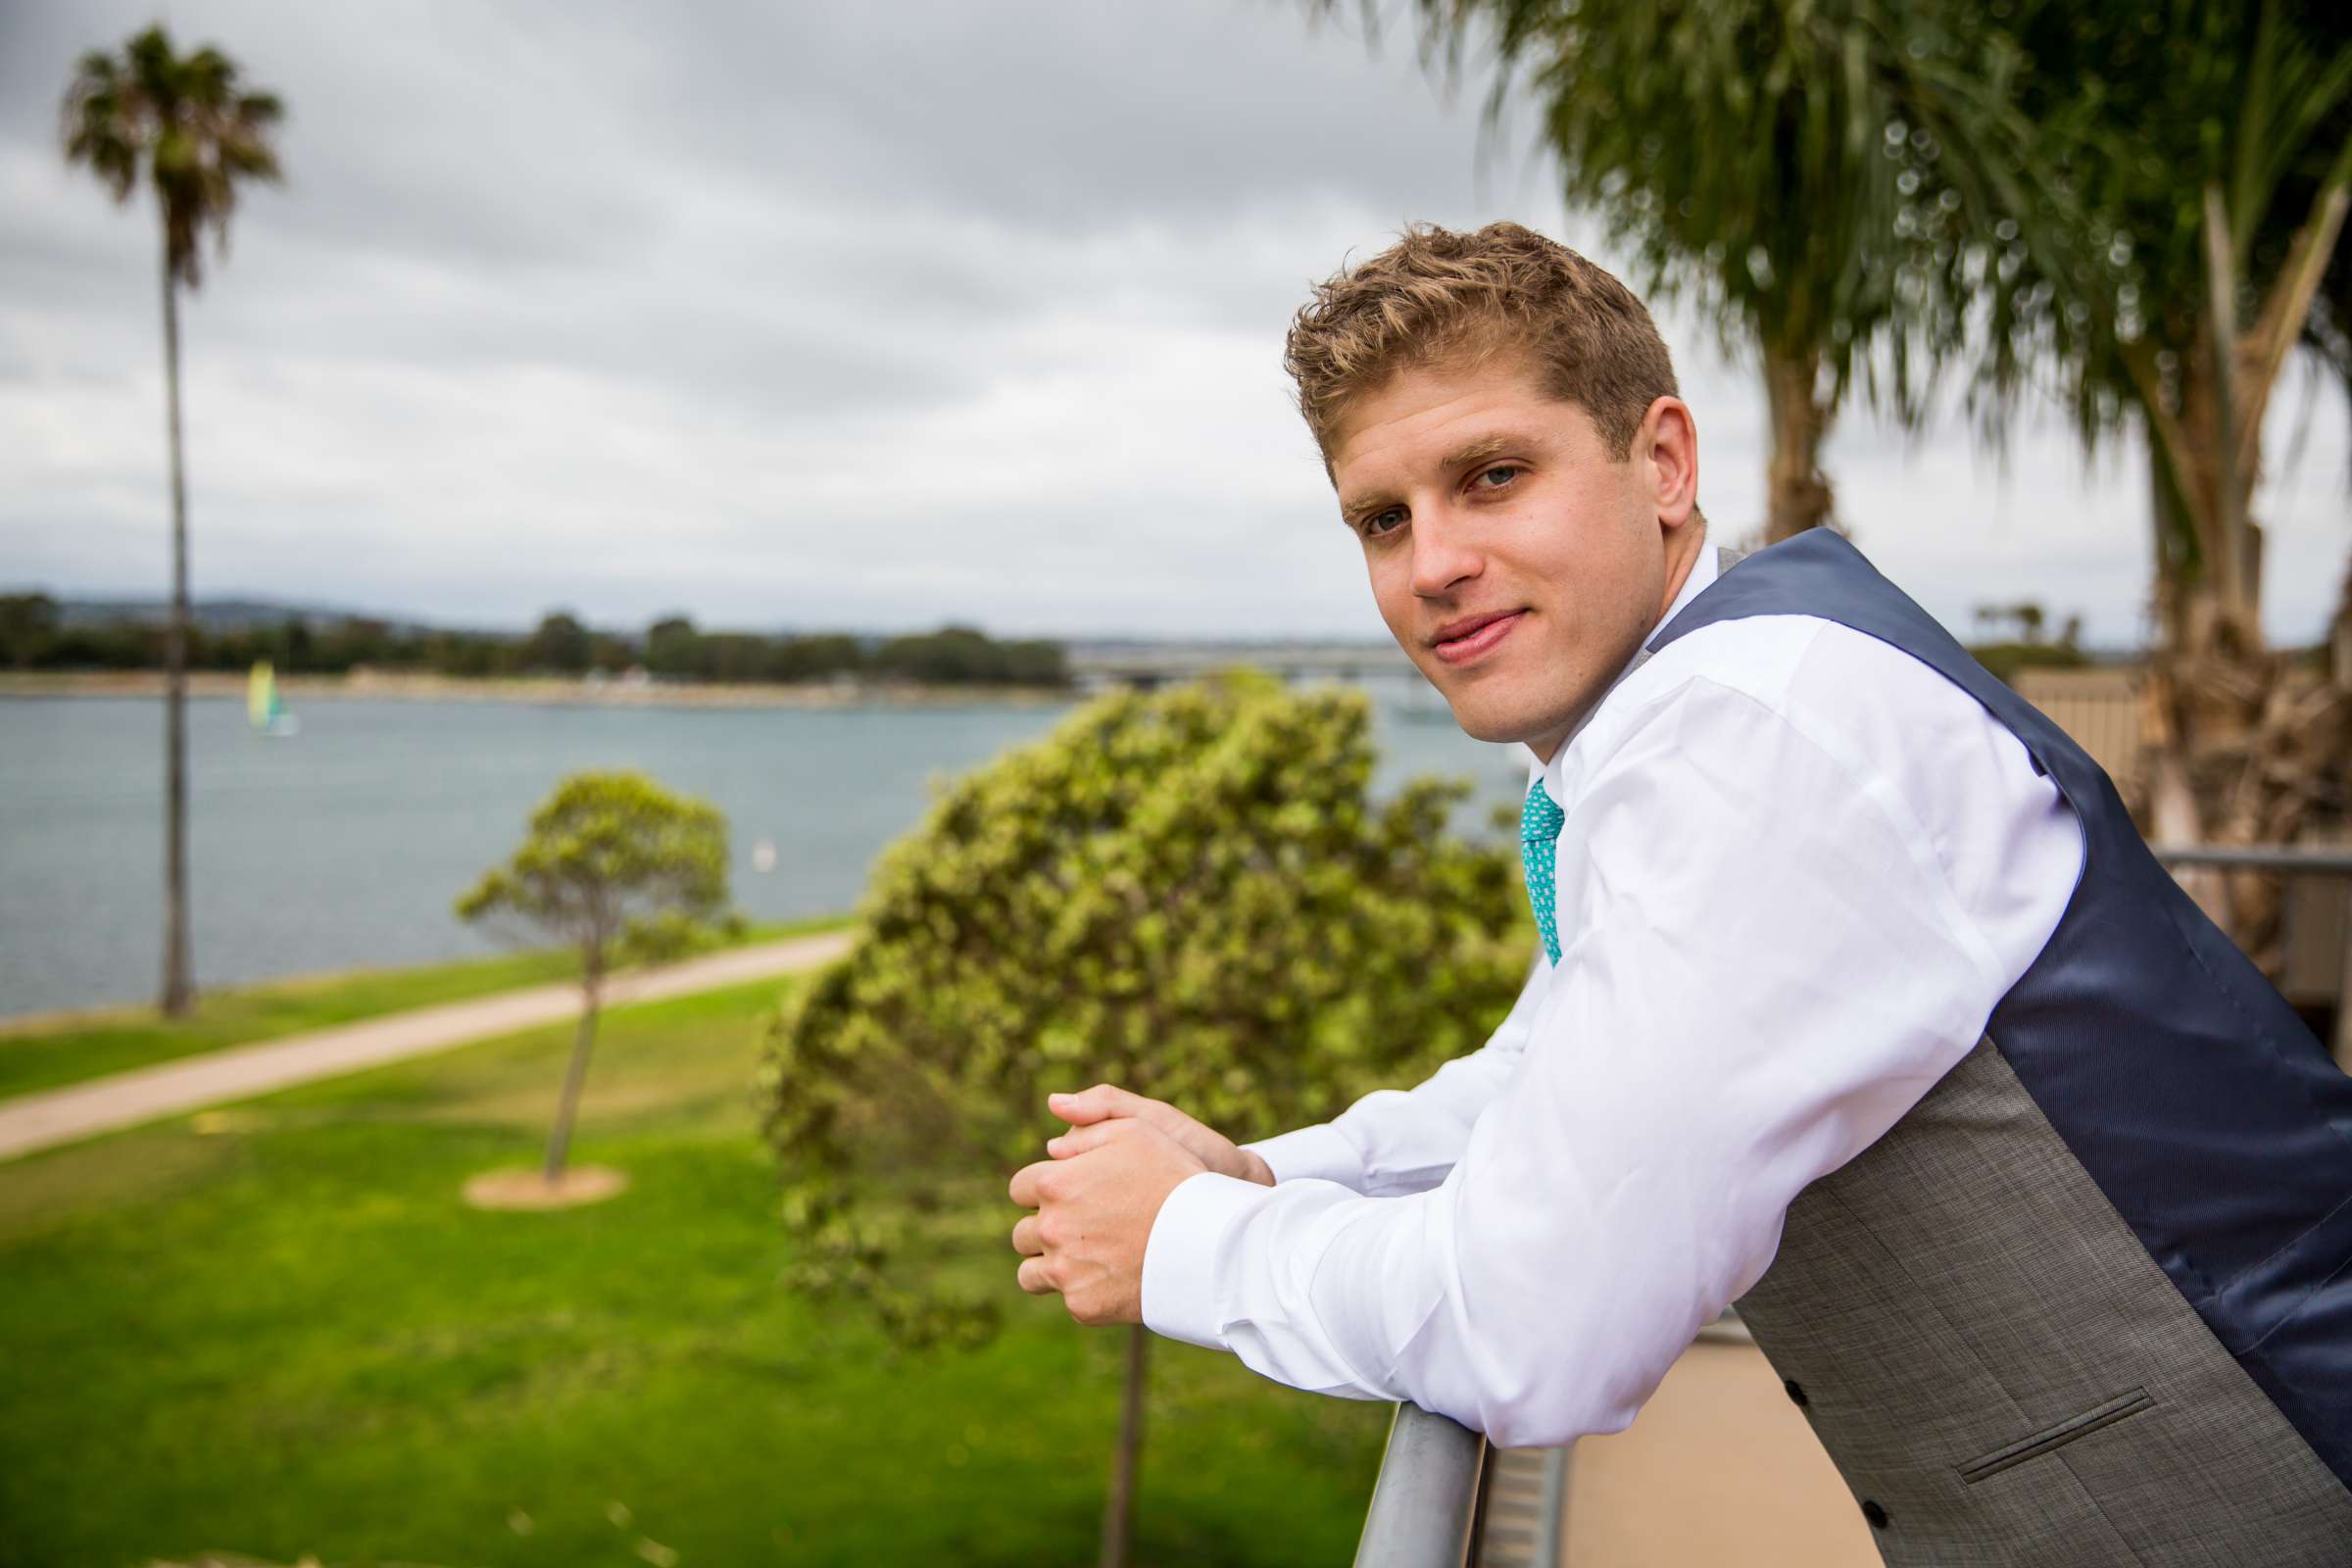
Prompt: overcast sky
<box><xmin>3</xmin><ymin>0</ymin><xmax>2347</xmax><ymax>646</ymax></box>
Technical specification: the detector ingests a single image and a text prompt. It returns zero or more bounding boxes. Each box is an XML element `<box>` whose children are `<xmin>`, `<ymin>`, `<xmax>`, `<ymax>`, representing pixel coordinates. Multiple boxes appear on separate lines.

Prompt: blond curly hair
<box><xmin>1284</xmin><ymin>221</ymin><xmax>1682</xmax><ymax>466</ymax></box>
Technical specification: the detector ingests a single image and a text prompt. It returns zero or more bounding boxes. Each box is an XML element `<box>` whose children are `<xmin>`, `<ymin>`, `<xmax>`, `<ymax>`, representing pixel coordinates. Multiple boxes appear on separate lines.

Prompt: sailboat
<box><xmin>247</xmin><ymin>660</ymin><xmax>301</xmax><ymax>738</ymax></box>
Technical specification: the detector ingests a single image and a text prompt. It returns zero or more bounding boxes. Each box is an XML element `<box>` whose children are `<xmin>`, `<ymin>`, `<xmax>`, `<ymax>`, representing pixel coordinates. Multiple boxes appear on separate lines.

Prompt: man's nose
<box><xmin>1409</xmin><ymin>508</ymin><xmax>1484</xmax><ymax>599</ymax></box>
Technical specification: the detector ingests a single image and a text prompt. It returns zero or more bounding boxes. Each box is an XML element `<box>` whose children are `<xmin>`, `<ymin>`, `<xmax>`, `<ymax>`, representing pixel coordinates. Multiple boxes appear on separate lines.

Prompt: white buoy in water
<box><xmin>752</xmin><ymin>838</ymin><xmax>777</xmax><ymax>874</ymax></box>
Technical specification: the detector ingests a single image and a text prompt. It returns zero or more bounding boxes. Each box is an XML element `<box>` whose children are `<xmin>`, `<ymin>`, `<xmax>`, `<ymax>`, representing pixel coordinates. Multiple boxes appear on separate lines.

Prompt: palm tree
<box><xmin>1943</xmin><ymin>0</ymin><xmax>2352</xmax><ymax>955</ymax></box>
<box><xmin>1336</xmin><ymin>0</ymin><xmax>1994</xmax><ymax>541</ymax></box>
<box><xmin>62</xmin><ymin>25</ymin><xmax>282</xmax><ymax>1016</ymax></box>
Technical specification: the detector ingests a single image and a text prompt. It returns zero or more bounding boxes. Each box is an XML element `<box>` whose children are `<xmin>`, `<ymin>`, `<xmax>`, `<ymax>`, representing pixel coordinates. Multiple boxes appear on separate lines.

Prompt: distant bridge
<box><xmin>1066</xmin><ymin>643</ymin><xmax>1427</xmax><ymax>694</ymax></box>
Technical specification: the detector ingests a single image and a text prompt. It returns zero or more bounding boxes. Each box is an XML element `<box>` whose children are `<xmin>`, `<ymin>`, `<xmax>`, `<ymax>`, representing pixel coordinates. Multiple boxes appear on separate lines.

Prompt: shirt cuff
<box><xmin>1142</xmin><ymin>1169</ymin><xmax>1275</xmax><ymax>1350</ymax></box>
<box><xmin>1242</xmin><ymin>1123</ymin><xmax>1367</xmax><ymax>1189</ymax></box>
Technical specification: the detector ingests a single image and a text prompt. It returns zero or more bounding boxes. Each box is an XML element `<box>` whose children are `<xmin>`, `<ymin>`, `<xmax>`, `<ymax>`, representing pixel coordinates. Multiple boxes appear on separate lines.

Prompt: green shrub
<box><xmin>760</xmin><ymin>672</ymin><xmax>1523</xmax><ymax>1344</ymax></box>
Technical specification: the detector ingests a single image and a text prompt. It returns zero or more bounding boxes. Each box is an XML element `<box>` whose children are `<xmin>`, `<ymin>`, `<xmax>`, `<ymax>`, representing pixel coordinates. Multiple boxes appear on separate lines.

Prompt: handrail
<box><xmin>1353</xmin><ymin>1402</ymin><xmax>1489</xmax><ymax>1568</ymax></box>
<box><xmin>2150</xmin><ymin>841</ymin><xmax>2352</xmax><ymax>1067</ymax></box>
<box><xmin>2150</xmin><ymin>845</ymin><xmax>2352</xmax><ymax>875</ymax></box>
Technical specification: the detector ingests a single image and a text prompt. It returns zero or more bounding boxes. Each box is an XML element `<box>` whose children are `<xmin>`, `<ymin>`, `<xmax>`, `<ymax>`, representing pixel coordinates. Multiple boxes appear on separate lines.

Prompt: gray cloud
<box><xmin>1</xmin><ymin>0</ymin><xmax>2345</xmax><ymax>647</ymax></box>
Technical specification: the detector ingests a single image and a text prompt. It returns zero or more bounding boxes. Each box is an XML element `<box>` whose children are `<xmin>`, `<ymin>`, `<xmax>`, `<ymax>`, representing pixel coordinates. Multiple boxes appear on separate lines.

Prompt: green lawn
<box><xmin>0</xmin><ymin>915</ymin><xmax>851</xmax><ymax>1101</ymax></box>
<box><xmin>0</xmin><ymin>971</ymin><xmax>1388</xmax><ymax>1568</ymax></box>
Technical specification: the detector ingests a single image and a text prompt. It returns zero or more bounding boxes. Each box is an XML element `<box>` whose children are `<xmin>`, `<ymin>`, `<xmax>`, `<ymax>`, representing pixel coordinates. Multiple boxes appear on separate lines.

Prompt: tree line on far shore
<box><xmin>0</xmin><ymin>594</ymin><xmax>1068</xmax><ymax>688</ymax></box>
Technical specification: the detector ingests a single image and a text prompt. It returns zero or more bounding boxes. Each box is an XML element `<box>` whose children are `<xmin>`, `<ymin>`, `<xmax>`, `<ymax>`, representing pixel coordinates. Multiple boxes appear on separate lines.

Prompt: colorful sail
<box><xmin>247</xmin><ymin>660</ymin><xmax>299</xmax><ymax>737</ymax></box>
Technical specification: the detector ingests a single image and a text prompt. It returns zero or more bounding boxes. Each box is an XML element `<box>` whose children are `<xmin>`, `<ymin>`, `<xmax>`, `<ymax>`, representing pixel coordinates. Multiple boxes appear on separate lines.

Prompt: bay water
<box><xmin>0</xmin><ymin>689</ymin><xmax>1522</xmax><ymax>1018</ymax></box>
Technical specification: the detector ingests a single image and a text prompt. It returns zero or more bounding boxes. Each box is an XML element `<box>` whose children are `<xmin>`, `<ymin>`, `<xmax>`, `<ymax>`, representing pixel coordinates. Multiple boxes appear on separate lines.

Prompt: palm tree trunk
<box><xmin>2137</xmin><ymin>384</ymin><xmax>2339</xmax><ymax>969</ymax></box>
<box><xmin>542</xmin><ymin>976</ymin><xmax>602</xmax><ymax>1182</ymax></box>
<box><xmin>2199</xmin><ymin>185</ymin><xmax>2256</xmax><ymax>629</ymax></box>
<box><xmin>1762</xmin><ymin>344</ymin><xmax>1835</xmax><ymax>543</ymax></box>
<box><xmin>2331</xmin><ymin>559</ymin><xmax>2352</xmax><ymax>699</ymax></box>
<box><xmin>2132</xmin><ymin>187</ymin><xmax>2352</xmax><ymax>964</ymax></box>
<box><xmin>158</xmin><ymin>240</ymin><xmax>194</xmax><ymax>1019</ymax></box>
<box><xmin>1098</xmin><ymin>1323</ymin><xmax>1149</xmax><ymax>1568</ymax></box>
<box><xmin>2140</xmin><ymin>437</ymin><xmax>2227</xmax><ymax>921</ymax></box>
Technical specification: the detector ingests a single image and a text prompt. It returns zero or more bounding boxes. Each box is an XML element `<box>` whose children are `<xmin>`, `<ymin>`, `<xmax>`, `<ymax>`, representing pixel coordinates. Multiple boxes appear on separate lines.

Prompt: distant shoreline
<box><xmin>0</xmin><ymin>669</ymin><xmax>1079</xmax><ymax>710</ymax></box>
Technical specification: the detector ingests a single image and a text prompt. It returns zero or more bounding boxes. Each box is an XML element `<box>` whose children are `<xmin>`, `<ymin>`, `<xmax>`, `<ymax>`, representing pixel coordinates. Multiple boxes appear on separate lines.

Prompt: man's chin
<box><xmin>1438</xmin><ymin>689</ymin><xmax>1560</xmax><ymax>749</ymax></box>
<box><xmin>1408</xmin><ymin>650</ymin><xmax>1578</xmax><ymax>749</ymax></box>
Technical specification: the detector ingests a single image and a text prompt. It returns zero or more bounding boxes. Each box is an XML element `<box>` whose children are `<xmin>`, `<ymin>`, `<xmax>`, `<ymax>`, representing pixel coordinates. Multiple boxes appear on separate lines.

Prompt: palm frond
<box><xmin>58</xmin><ymin>22</ymin><xmax>284</xmax><ymax>288</ymax></box>
<box><xmin>1337</xmin><ymin>0</ymin><xmax>2005</xmax><ymax>430</ymax></box>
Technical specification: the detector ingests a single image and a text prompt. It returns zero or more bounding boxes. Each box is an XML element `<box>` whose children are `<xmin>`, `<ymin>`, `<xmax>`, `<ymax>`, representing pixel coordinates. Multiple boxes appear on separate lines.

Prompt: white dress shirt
<box><xmin>1138</xmin><ymin>545</ymin><xmax>2084</xmax><ymax>1448</ymax></box>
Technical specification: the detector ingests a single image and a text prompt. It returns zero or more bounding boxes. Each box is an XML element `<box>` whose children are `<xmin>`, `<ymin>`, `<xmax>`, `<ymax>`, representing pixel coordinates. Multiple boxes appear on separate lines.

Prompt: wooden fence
<box><xmin>2014</xmin><ymin>666</ymin><xmax>2345</xmax><ymax>1008</ymax></box>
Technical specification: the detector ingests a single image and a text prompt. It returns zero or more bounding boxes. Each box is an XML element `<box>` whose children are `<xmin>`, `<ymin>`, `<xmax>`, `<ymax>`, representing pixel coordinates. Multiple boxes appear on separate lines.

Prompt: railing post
<box><xmin>1353</xmin><ymin>1402</ymin><xmax>1490</xmax><ymax>1568</ymax></box>
<box><xmin>1532</xmin><ymin>1446</ymin><xmax>1570</xmax><ymax>1565</ymax></box>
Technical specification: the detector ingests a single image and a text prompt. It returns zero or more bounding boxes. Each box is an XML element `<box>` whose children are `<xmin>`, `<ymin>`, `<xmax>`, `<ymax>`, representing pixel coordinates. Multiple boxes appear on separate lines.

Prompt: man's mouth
<box><xmin>1429</xmin><ymin>610</ymin><xmax>1526</xmax><ymax>665</ymax></box>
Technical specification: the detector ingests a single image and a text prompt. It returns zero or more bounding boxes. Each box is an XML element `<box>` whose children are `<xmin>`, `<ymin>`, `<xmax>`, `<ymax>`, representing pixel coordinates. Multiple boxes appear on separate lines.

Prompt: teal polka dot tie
<box><xmin>1521</xmin><ymin>778</ymin><xmax>1566</xmax><ymax>965</ymax></box>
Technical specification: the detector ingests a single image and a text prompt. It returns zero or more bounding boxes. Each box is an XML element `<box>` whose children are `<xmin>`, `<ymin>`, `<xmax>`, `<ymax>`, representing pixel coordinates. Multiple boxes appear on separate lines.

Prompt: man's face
<box><xmin>1329</xmin><ymin>355</ymin><xmax>1698</xmax><ymax>760</ymax></box>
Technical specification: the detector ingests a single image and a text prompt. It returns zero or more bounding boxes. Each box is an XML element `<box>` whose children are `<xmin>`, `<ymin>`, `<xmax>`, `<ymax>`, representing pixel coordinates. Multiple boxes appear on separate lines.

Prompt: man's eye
<box><xmin>1476</xmin><ymin>465</ymin><xmax>1521</xmax><ymax>489</ymax></box>
<box><xmin>1360</xmin><ymin>508</ymin><xmax>1406</xmax><ymax>537</ymax></box>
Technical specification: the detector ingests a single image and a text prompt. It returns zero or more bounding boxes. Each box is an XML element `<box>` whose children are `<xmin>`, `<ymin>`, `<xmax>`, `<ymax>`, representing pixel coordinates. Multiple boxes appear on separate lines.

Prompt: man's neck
<box><xmin>1656</xmin><ymin>524</ymin><xmax>1708</xmax><ymax>627</ymax></box>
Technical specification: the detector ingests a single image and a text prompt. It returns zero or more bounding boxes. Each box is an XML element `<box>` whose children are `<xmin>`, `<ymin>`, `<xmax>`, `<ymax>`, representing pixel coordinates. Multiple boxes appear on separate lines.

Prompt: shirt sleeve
<box><xmin>1242</xmin><ymin>949</ymin><xmax>1551</xmax><ymax>1194</ymax></box>
<box><xmin>1141</xmin><ymin>671</ymin><xmax>2071</xmax><ymax>1447</ymax></box>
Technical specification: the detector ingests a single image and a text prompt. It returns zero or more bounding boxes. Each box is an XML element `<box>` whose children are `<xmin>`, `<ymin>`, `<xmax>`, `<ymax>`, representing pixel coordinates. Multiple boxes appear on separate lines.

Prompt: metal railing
<box><xmin>1352</xmin><ymin>1402</ymin><xmax>1489</xmax><ymax>1568</ymax></box>
<box><xmin>1351</xmin><ymin>1304</ymin><xmax>1754</xmax><ymax>1567</ymax></box>
<box><xmin>2151</xmin><ymin>843</ymin><xmax>2352</xmax><ymax>1068</ymax></box>
<box><xmin>1351</xmin><ymin>1315</ymin><xmax>1753</xmax><ymax>1566</ymax></box>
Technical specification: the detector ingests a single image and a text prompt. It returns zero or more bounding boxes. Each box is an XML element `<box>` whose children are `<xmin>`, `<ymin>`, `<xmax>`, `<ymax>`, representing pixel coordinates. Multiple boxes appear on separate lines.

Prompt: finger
<box><xmin>1048</xmin><ymin>1083</ymin><xmax>1152</xmax><ymax>1127</ymax></box>
<box><xmin>1010</xmin><ymin>1213</ymin><xmax>1045</xmax><ymax>1256</ymax></box>
<box><xmin>1017</xmin><ymin>1256</ymin><xmax>1057</xmax><ymax>1296</ymax></box>
<box><xmin>1046</xmin><ymin>1119</ymin><xmax>1132</xmax><ymax>1159</ymax></box>
<box><xmin>1007</xmin><ymin>1159</ymin><xmax>1056</xmax><ymax>1209</ymax></box>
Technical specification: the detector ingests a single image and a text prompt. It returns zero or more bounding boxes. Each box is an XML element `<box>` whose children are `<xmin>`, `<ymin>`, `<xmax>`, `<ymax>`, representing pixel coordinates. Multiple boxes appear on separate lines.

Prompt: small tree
<box><xmin>644</xmin><ymin>614</ymin><xmax>704</xmax><ymax>679</ymax></box>
<box><xmin>0</xmin><ymin>594</ymin><xmax>61</xmax><ymax>667</ymax></box>
<box><xmin>761</xmin><ymin>674</ymin><xmax>1524</xmax><ymax>1568</ymax></box>
<box><xmin>458</xmin><ymin>770</ymin><xmax>735</xmax><ymax>1186</ymax></box>
<box><xmin>524</xmin><ymin>611</ymin><xmax>595</xmax><ymax>676</ymax></box>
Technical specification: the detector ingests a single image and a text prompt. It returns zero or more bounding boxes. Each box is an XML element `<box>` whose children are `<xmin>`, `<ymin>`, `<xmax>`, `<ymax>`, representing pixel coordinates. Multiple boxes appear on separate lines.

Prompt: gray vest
<box><xmin>1648</xmin><ymin>534</ymin><xmax>2352</xmax><ymax>1565</ymax></box>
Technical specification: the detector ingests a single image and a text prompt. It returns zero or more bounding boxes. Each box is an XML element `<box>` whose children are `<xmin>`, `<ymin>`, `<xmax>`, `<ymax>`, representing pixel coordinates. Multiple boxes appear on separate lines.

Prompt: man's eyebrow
<box><xmin>1439</xmin><ymin>434</ymin><xmax>1518</xmax><ymax>472</ymax></box>
<box><xmin>1336</xmin><ymin>433</ymin><xmax>1532</xmax><ymax>519</ymax></box>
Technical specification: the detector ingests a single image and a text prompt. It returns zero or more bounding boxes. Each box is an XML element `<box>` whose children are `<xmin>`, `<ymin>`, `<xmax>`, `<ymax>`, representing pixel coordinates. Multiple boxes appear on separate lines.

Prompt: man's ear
<box><xmin>1640</xmin><ymin>396</ymin><xmax>1700</xmax><ymax>531</ymax></box>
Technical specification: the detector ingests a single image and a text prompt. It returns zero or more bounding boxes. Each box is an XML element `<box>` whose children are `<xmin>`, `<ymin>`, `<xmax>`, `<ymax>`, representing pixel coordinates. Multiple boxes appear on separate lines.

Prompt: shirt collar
<box><xmin>1528</xmin><ymin>540</ymin><xmax>1720</xmax><ymax>792</ymax></box>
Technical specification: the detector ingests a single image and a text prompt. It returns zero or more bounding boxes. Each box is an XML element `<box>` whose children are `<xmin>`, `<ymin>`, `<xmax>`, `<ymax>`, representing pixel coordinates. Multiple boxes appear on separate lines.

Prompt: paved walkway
<box><xmin>0</xmin><ymin>932</ymin><xmax>854</xmax><ymax>1163</ymax></box>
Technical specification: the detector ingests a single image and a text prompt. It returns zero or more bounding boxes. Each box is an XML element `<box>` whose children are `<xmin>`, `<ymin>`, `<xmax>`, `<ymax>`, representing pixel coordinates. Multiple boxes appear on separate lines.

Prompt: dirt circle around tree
<box><xmin>462</xmin><ymin>1165</ymin><xmax>629</xmax><ymax>1210</ymax></box>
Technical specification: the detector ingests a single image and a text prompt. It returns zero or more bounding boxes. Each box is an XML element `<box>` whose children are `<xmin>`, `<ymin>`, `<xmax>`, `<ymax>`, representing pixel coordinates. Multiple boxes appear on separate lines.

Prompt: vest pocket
<box><xmin>1958</xmin><ymin>1388</ymin><xmax>2155</xmax><ymax>1485</ymax></box>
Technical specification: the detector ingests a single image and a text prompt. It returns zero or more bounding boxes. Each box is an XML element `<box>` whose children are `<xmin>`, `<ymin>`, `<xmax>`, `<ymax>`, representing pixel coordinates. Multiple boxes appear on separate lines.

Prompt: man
<box><xmin>1006</xmin><ymin>222</ymin><xmax>2352</xmax><ymax>1562</ymax></box>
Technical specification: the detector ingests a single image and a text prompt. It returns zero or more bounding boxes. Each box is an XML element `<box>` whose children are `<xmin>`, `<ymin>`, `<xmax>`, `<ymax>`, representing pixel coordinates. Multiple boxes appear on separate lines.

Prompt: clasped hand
<box><xmin>1006</xmin><ymin>1085</ymin><xmax>1274</xmax><ymax>1326</ymax></box>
